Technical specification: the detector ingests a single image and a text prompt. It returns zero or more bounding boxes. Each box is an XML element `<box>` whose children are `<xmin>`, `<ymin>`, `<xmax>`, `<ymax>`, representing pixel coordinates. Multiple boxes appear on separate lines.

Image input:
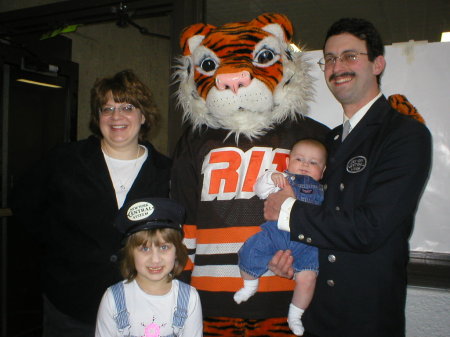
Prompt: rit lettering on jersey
<box><xmin>201</xmin><ymin>146</ymin><xmax>289</xmax><ymax>201</ymax></box>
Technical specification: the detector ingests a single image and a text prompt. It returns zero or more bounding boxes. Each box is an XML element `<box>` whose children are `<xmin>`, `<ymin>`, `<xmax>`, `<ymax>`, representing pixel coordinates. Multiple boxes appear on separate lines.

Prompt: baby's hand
<box><xmin>271</xmin><ymin>173</ymin><xmax>287</xmax><ymax>189</ymax></box>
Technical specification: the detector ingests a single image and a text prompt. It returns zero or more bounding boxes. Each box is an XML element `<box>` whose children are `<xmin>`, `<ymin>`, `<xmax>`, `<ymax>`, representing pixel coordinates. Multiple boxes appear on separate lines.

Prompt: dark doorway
<box><xmin>1</xmin><ymin>40</ymin><xmax>78</xmax><ymax>337</ymax></box>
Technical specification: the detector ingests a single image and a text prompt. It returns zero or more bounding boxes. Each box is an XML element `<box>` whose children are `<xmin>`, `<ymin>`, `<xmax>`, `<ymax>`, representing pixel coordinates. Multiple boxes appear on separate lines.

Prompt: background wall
<box><xmin>406</xmin><ymin>287</ymin><xmax>450</xmax><ymax>337</ymax></box>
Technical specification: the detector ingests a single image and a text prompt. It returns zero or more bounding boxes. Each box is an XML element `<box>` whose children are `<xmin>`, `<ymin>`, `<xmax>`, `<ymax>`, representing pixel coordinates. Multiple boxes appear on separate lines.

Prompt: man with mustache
<box><xmin>265</xmin><ymin>18</ymin><xmax>432</xmax><ymax>337</ymax></box>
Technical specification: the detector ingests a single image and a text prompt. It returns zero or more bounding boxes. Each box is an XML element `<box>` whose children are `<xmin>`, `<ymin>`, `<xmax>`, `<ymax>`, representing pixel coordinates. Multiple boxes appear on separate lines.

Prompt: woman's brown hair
<box><xmin>90</xmin><ymin>69</ymin><xmax>159</xmax><ymax>140</ymax></box>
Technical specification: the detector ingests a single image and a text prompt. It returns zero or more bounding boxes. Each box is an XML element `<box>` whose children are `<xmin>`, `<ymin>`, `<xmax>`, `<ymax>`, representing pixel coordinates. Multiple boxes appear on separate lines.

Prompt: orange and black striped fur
<box><xmin>388</xmin><ymin>94</ymin><xmax>425</xmax><ymax>124</ymax></box>
<box><xmin>203</xmin><ymin>316</ymin><xmax>297</xmax><ymax>336</ymax></box>
<box><xmin>180</xmin><ymin>14</ymin><xmax>292</xmax><ymax>99</ymax></box>
<box><xmin>174</xmin><ymin>13</ymin><xmax>314</xmax><ymax>140</ymax></box>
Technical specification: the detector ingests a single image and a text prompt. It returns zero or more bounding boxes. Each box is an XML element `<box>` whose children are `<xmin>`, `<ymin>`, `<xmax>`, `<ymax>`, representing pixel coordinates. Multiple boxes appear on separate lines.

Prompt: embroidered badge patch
<box><xmin>346</xmin><ymin>156</ymin><xmax>367</xmax><ymax>173</ymax></box>
<box><xmin>127</xmin><ymin>201</ymin><xmax>155</xmax><ymax>221</ymax></box>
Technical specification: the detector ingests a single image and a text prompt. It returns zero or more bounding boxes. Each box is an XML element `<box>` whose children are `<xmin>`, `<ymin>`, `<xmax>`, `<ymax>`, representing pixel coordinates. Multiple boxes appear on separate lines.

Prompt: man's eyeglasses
<box><xmin>99</xmin><ymin>104</ymin><xmax>137</xmax><ymax>116</ymax></box>
<box><xmin>318</xmin><ymin>51</ymin><xmax>368</xmax><ymax>71</ymax></box>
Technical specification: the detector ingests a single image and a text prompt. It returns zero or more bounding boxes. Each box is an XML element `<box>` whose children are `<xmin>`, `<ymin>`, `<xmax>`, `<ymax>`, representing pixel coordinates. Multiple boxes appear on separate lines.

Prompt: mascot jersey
<box><xmin>171</xmin><ymin>13</ymin><xmax>329</xmax><ymax>319</ymax></box>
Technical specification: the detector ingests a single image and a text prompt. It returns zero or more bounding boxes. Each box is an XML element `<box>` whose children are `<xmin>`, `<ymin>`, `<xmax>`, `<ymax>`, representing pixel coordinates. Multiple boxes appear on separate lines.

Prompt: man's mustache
<box><xmin>329</xmin><ymin>72</ymin><xmax>356</xmax><ymax>82</ymax></box>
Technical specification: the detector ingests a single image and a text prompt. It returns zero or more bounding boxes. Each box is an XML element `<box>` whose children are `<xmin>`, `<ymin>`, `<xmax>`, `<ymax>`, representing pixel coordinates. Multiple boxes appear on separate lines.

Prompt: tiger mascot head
<box><xmin>174</xmin><ymin>13</ymin><xmax>312</xmax><ymax>140</ymax></box>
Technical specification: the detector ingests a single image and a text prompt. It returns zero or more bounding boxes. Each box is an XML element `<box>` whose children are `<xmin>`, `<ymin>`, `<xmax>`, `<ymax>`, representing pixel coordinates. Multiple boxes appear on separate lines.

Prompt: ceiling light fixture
<box><xmin>16</xmin><ymin>78</ymin><xmax>63</xmax><ymax>88</ymax></box>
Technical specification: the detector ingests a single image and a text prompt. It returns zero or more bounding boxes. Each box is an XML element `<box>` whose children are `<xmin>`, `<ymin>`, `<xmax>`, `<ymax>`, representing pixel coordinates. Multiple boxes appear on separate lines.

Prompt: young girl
<box><xmin>95</xmin><ymin>198</ymin><xmax>203</xmax><ymax>337</ymax></box>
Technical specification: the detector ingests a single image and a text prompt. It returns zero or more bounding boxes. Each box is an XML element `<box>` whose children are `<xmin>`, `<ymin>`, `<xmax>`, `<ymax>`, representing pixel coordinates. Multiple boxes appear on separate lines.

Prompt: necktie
<box><xmin>342</xmin><ymin>120</ymin><xmax>351</xmax><ymax>142</ymax></box>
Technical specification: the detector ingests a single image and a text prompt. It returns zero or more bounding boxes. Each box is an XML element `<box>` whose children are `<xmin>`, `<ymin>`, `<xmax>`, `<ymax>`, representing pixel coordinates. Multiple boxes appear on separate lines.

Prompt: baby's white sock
<box><xmin>233</xmin><ymin>279</ymin><xmax>258</xmax><ymax>304</ymax></box>
<box><xmin>287</xmin><ymin>303</ymin><xmax>305</xmax><ymax>336</ymax></box>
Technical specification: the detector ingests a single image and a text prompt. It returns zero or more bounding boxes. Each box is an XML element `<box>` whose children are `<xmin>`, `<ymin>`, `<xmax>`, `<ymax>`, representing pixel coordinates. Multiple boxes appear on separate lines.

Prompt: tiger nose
<box><xmin>215</xmin><ymin>71</ymin><xmax>251</xmax><ymax>94</ymax></box>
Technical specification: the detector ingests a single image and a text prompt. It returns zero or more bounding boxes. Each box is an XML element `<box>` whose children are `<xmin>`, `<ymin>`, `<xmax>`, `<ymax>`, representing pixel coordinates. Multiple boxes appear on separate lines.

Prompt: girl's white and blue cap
<box><xmin>115</xmin><ymin>198</ymin><xmax>185</xmax><ymax>237</ymax></box>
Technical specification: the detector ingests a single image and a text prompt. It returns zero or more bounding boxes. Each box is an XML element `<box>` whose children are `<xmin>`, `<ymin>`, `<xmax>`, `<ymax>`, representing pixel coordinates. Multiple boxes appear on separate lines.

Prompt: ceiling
<box><xmin>0</xmin><ymin>0</ymin><xmax>449</xmax><ymax>50</ymax></box>
<box><xmin>205</xmin><ymin>0</ymin><xmax>450</xmax><ymax>50</ymax></box>
<box><xmin>0</xmin><ymin>0</ymin><xmax>173</xmax><ymax>40</ymax></box>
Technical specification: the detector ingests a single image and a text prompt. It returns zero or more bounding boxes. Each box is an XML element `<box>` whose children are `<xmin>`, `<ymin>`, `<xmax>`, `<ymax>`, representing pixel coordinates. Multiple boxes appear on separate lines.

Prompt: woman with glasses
<box><xmin>11</xmin><ymin>70</ymin><xmax>171</xmax><ymax>337</ymax></box>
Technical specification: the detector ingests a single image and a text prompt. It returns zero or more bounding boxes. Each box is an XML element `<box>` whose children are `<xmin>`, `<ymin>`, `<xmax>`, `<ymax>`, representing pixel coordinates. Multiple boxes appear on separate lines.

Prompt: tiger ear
<box><xmin>250</xmin><ymin>13</ymin><xmax>294</xmax><ymax>42</ymax></box>
<box><xmin>388</xmin><ymin>94</ymin><xmax>425</xmax><ymax>124</ymax></box>
<box><xmin>179</xmin><ymin>23</ymin><xmax>216</xmax><ymax>56</ymax></box>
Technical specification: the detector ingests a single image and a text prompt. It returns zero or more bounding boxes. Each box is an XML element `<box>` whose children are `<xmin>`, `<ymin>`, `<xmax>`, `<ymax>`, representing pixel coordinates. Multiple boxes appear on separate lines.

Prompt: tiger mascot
<box><xmin>388</xmin><ymin>93</ymin><xmax>425</xmax><ymax>124</ymax></box>
<box><xmin>171</xmin><ymin>13</ymin><xmax>328</xmax><ymax>336</ymax></box>
<box><xmin>170</xmin><ymin>13</ymin><xmax>423</xmax><ymax>336</ymax></box>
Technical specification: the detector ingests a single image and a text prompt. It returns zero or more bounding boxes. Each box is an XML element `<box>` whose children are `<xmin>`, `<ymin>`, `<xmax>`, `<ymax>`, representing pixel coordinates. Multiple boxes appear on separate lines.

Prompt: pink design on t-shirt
<box><xmin>143</xmin><ymin>323</ymin><xmax>160</xmax><ymax>337</ymax></box>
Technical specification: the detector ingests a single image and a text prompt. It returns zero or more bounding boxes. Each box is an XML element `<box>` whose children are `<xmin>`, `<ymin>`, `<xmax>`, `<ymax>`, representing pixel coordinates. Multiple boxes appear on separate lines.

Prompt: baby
<box><xmin>234</xmin><ymin>138</ymin><xmax>327</xmax><ymax>336</ymax></box>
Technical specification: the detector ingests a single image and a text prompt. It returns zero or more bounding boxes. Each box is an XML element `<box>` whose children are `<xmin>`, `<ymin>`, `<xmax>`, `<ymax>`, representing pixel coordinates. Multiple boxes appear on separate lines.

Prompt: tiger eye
<box><xmin>257</xmin><ymin>50</ymin><xmax>274</xmax><ymax>64</ymax></box>
<box><xmin>201</xmin><ymin>59</ymin><xmax>216</xmax><ymax>72</ymax></box>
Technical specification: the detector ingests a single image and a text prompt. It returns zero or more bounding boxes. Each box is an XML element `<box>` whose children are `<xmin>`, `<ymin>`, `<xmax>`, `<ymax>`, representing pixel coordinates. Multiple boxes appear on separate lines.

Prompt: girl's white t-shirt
<box><xmin>95</xmin><ymin>279</ymin><xmax>203</xmax><ymax>337</ymax></box>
